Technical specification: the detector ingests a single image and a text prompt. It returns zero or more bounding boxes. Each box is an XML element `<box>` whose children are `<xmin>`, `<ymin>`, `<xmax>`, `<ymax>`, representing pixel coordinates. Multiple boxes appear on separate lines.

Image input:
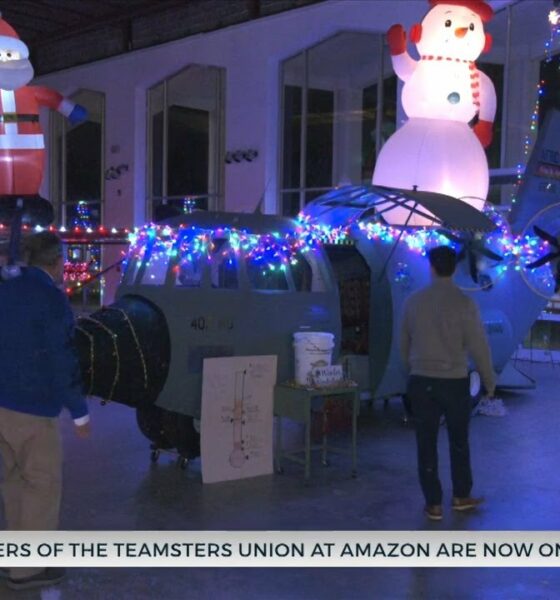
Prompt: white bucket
<box><xmin>293</xmin><ymin>332</ymin><xmax>335</xmax><ymax>385</ymax></box>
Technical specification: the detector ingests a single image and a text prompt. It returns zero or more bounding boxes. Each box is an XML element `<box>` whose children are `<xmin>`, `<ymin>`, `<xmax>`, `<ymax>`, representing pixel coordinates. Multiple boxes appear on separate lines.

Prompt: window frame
<box><xmin>146</xmin><ymin>64</ymin><xmax>226</xmax><ymax>220</ymax></box>
<box><xmin>49</xmin><ymin>88</ymin><xmax>106</xmax><ymax>227</ymax></box>
<box><xmin>278</xmin><ymin>32</ymin><xmax>394</xmax><ymax>216</ymax></box>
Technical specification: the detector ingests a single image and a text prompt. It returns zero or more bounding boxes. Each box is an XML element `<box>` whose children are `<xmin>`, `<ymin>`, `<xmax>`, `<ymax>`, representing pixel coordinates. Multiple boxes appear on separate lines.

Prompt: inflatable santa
<box><xmin>0</xmin><ymin>13</ymin><xmax>86</xmax><ymax>208</ymax></box>
<box><xmin>372</xmin><ymin>0</ymin><xmax>496</xmax><ymax>226</ymax></box>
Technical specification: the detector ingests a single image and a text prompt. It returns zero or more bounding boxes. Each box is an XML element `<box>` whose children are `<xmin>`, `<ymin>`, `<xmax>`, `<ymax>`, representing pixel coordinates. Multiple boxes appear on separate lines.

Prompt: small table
<box><xmin>274</xmin><ymin>382</ymin><xmax>359</xmax><ymax>481</ymax></box>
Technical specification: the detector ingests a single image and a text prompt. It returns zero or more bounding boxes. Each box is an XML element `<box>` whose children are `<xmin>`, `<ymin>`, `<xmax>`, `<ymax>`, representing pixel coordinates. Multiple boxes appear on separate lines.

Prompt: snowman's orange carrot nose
<box><xmin>455</xmin><ymin>27</ymin><xmax>468</xmax><ymax>38</ymax></box>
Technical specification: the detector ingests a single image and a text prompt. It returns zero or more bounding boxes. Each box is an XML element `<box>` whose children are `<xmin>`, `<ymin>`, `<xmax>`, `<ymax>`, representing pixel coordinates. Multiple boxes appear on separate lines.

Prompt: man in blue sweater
<box><xmin>0</xmin><ymin>231</ymin><xmax>89</xmax><ymax>590</ymax></box>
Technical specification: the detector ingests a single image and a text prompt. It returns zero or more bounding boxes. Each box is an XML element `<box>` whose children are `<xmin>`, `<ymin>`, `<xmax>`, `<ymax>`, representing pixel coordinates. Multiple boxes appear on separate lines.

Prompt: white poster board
<box><xmin>201</xmin><ymin>355</ymin><xmax>277</xmax><ymax>484</ymax></box>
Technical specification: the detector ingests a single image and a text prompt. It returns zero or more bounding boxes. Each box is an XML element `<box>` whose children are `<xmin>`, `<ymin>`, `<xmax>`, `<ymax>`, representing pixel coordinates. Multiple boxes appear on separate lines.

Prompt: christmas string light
<box><xmin>64</xmin><ymin>261</ymin><xmax>99</xmax><ymax>284</ymax></box>
<box><xmin>511</xmin><ymin>10</ymin><xmax>560</xmax><ymax>205</ymax></box>
<box><xmin>128</xmin><ymin>223</ymin><xmax>319</xmax><ymax>278</ymax></box>
<box><xmin>0</xmin><ymin>223</ymin><xmax>132</xmax><ymax>240</ymax></box>
<box><xmin>6</xmin><ymin>207</ymin><xmax>548</xmax><ymax>297</ymax></box>
<box><xmin>75</xmin><ymin>326</ymin><xmax>95</xmax><ymax>396</ymax></box>
<box><xmin>511</xmin><ymin>81</ymin><xmax>542</xmax><ymax>205</ymax></box>
<box><xmin>71</xmin><ymin>200</ymin><xmax>95</xmax><ymax>230</ymax></box>
<box><xmin>64</xmin><ymin>256</ymin><xmax>128</xmax><ymax>296</ymax></box>
<box><xmin>104</xmin><ymin>307</ymin><xmax>149</xmax><ymax>391</ymax></box>
<box><xmin>76</xmin><ymin>307</ymin><xmax>151</xmax><ymax>401</ymax></box>
<box><xmin>123</xmin><ymin>211</ymin><xmax>554</xmax><ymax>291</ymax></box>
<box><xmin>295</xmin><ymin>215</ymin><xmax>350</xmax><ymax>247</ymax></box>
<box><xmin>63</xmin><ymin>201</ymin><xmax>104</xmax><ymax>291</ymax></box>
<box><xmin>79</xmin><ymin>316</ymin><xmax>120</xmax><ymax>403</ymax></box>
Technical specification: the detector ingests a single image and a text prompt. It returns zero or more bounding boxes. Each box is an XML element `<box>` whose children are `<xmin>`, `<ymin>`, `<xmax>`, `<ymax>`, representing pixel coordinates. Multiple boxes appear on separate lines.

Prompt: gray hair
<box><xmin>23</xmin><ymin>231</ymin><xmax>63</xmax><ymax>267</ymax></box>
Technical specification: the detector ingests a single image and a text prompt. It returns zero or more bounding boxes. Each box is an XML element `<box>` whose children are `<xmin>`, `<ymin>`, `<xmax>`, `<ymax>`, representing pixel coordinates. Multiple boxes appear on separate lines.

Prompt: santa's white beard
<box><xmin>0</xmin><ymin>59</ymin><xmax>34</xmax><ymax>91</ymax></box>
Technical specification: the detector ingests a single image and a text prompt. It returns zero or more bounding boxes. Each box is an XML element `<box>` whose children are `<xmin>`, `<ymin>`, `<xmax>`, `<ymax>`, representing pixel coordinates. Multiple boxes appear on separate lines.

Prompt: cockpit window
<box><xmin>123</xmin><ymin>258</ymin><xmax>140</xmax><ymax>285</ymax></box>
<box><xmin>141</xmin><ymin>240</ymin><xmax>171</xmax><ymax>285</ymax></box>
<box><xmin>245</xmin><ymin>252</ymin><xmax>289</xmax><ymax>291</ymax></box>
<box><xmin>291</xmin><ymin>252</ymin><xmax>313</xmax><ymax>292</ymax></box>
<box><xmin>291</xmin><ymin>249</ymin><xmax>329</xmax><ymax>292</ymax></box>
<box><xmin>129</xmin><ymin>225</ymin><xmax>330</xmax><ymax>292</ymax></box>
<box><xmin>175</xmin><ymin>230</ymin><xmax>206</xmax><ymax>287</ymax></box>
<box><xmin>176</xmin><ymin>257</ymin><xmax>204</xmax><ymax>287</ymax></box>
<box><xmin>210</xmin><ymin>238</ymin><xmax>238</xmax><ymax>289</ymax></box>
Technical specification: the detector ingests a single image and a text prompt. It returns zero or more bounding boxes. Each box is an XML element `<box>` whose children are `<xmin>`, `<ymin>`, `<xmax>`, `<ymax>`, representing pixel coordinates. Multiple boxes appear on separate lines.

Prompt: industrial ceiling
<box><xmin>0</xmin><ymin>0</ymin><xmax>324</xmax><ymax>74</ymax></box>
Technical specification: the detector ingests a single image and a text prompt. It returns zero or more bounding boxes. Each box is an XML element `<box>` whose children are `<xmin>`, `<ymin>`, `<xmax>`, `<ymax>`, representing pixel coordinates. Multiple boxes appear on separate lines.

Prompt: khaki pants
<box><xmin>0</xmin><ymin>406</ymin><xmax>62</xmax><ymax>579</ymax></box>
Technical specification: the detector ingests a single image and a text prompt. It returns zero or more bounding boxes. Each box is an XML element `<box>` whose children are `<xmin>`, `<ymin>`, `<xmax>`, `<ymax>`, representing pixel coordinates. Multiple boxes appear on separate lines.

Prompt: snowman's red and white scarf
<box><xmin>420</xmin><ymin>55</ymin><xmax>481</xmax><ymax>109</ymax></box>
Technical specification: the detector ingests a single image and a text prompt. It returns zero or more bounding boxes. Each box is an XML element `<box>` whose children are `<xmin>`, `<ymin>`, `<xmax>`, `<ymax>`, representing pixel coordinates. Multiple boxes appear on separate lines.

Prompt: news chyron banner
<box><xmin>1</xmin><ymin>532</ymin><xmax>560</xmax><ymax>567</ymax></box>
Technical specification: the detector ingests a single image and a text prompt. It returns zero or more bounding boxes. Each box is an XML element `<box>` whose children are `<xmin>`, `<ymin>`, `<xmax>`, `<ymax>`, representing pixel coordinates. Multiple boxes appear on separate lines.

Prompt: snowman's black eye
<box><xmin>445</xmin><ymin>19</ymin><xmax>452</xmax><ymax>27</ymax></box>
<box><xmin>469</xmin><ymin>23</ymin><xmax>475</xmax><ymax>31</ymax></box>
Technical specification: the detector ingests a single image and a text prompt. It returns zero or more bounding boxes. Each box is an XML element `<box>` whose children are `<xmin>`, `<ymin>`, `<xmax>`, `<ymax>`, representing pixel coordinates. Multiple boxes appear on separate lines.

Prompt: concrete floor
<box><xmin>1</xmin><ymin>360</ymin><xmax>560</xmax><ymax>599</ymax></box>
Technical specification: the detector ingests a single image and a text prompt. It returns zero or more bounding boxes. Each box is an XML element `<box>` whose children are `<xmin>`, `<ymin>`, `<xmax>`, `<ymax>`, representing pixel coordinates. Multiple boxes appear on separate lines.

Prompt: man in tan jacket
<box><xmin>400</xmin><ymin>246</ymin><xmax>495</xmax><ymax>521</ymax></box>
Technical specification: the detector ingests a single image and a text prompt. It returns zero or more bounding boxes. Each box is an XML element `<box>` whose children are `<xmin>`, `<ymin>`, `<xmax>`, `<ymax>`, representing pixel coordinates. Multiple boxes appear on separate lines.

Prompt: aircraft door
<box><xmin>323</xmin><ymin>245</ymin><xmax>371</xmax><ymax>391</ymax></box>
<box><xmin>237</xmin><ymin>247</ymin><xmax>339</xmax><ymax>383</ymax></box>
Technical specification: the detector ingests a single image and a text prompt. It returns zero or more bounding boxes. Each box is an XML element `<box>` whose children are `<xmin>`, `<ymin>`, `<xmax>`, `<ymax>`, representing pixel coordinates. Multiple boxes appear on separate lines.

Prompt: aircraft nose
<box><xmin>455</xmin><ymin>27</ymin><xmax>468</xmax><ymax>38</ymax></box>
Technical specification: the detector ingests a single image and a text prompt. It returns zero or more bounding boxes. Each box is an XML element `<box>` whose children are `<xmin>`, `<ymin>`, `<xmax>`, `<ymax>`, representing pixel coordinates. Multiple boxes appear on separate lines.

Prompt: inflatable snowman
<box><xmin>372</xmin><ymin>0</ymin><xmax>496</xmax><ymax>226</ymax></box>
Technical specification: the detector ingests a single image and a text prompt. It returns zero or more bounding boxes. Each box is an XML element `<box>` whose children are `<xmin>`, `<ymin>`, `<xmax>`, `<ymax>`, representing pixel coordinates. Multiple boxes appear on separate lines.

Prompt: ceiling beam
<box><xmin>30</xmin><ymin>0</ymin><xmax>189</xmax><ymax>46</ymax></box>
<box><xmin>247</xmin><ymin>0</ymin><xmax>261</xmax><ymax>19</ymax></box>
<box><xmin>7</xmin><ymin>0</ymin><xmax>92</xmax><ymax>20</ymax></box>
<box><xmin>0</xmin><ymin>6</ymin><xmax>69</xmax><ymax>27</ymax></box>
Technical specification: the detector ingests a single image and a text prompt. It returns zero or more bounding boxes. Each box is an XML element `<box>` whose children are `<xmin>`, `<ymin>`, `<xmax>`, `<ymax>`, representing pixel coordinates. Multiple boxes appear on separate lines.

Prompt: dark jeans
<box><xmin>407</xmin><ymin>375</ymin><xmax>472</xmax><ymax>506</ymax></box>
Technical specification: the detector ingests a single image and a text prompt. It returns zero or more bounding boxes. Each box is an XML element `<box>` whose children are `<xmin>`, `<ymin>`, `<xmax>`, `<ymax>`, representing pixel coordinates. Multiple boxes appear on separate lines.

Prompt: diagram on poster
<box><xmin>201</xmin><ymin>355</ymin><xmax>277</xmax><ymax>484</ymax></box>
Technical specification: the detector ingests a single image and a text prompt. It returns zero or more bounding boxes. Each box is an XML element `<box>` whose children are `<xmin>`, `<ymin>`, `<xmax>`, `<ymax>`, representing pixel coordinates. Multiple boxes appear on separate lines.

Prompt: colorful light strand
<box><xmin>511</xmin><ymin>12</ymin><xmax>560</xmax><ymax>205</ymax></box>
<box><xmin>64</xmin><ymin>261</ymin><xmax>96</xmax><ymax>283</ymax></box>
<box><xmin>123</xmin><ymin>209</ymin><xmax>554</xmax><ymax>292</ymax></box>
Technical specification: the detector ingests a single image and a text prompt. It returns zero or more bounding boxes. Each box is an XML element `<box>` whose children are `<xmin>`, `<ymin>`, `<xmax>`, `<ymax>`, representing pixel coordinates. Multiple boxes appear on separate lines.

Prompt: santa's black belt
<box><xmin>0</xmin><ymin>114</ymin><xmax>39</xmax><ymax>123</ymax></box>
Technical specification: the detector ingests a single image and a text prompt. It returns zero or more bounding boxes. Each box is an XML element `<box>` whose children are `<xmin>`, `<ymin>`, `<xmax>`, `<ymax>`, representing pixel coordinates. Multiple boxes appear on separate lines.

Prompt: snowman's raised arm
<box><xmin>473</xmin><ymin>70</ymin><xmax>497</xmax><ymax>148</ymax></box>
<box><xmin>386</xmin><ymin>24</ymin><xmax>417</xmax><ymax>82</ymax></box>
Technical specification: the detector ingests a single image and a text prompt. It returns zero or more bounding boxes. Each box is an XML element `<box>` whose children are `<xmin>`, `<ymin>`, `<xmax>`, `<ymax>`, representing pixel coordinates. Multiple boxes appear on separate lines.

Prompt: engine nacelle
<box><xmin>75</xmin><ymin>294</ymin><xmax>170</xmax><ymax>407</ymax></box>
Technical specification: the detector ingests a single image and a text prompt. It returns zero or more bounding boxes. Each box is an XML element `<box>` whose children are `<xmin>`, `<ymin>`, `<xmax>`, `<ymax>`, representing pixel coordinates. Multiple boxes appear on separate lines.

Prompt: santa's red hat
<box><xmin>428</xmin><ymin>0</ymin><xmax>494</xmax><ymax>23</ymax></box>
<box><xmin>0</xmin><ymin>13</ymin><xmax>29</xmax><ymax>59</ymax></box>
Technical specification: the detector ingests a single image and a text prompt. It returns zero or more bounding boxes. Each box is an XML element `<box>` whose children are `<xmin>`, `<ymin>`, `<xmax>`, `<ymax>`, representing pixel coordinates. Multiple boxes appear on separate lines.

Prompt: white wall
<box><xmin>32</xmin><ymin>0</ymin><xmax>456</xmax><ymax>225</ymax></box>
<box><xmin>37</xmin><ymin>0</ymin><xmax>534</xmax><ymax>232</ymax></box>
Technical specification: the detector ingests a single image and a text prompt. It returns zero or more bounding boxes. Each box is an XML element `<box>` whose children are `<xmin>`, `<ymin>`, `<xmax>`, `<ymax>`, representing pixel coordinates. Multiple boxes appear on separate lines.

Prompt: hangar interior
<box><xmin>0</xmin><ymin>0</ymin><xmax>559</xmax><ymax>598</ymax></box>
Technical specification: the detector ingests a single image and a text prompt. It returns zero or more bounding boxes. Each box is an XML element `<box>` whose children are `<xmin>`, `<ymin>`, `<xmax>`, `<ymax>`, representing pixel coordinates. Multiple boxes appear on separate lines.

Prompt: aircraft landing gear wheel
<box><xmin>177</xmin><ymin>457</ymin><xmax>189</xmax><ymax>470</ymax></box>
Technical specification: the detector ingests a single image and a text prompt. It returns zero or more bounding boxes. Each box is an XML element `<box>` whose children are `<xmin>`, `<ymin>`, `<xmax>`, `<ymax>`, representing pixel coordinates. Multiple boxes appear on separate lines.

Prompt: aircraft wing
<box><xmin>302</xmin><ymin>185</ymin><xmax>496</xmax><ymax>233</ymax></box>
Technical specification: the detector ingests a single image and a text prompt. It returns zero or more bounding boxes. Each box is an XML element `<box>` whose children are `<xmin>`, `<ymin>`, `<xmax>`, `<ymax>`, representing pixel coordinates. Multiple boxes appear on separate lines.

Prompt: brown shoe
<box><xmin>424</xmin><ymin>505</ymin><xmax>443</xmax><ymax>521</ymax></box>
<box><xmin>452</xmin><ymin>496</ymin><xmax>484</xmax><ymax>511</ymax></box>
